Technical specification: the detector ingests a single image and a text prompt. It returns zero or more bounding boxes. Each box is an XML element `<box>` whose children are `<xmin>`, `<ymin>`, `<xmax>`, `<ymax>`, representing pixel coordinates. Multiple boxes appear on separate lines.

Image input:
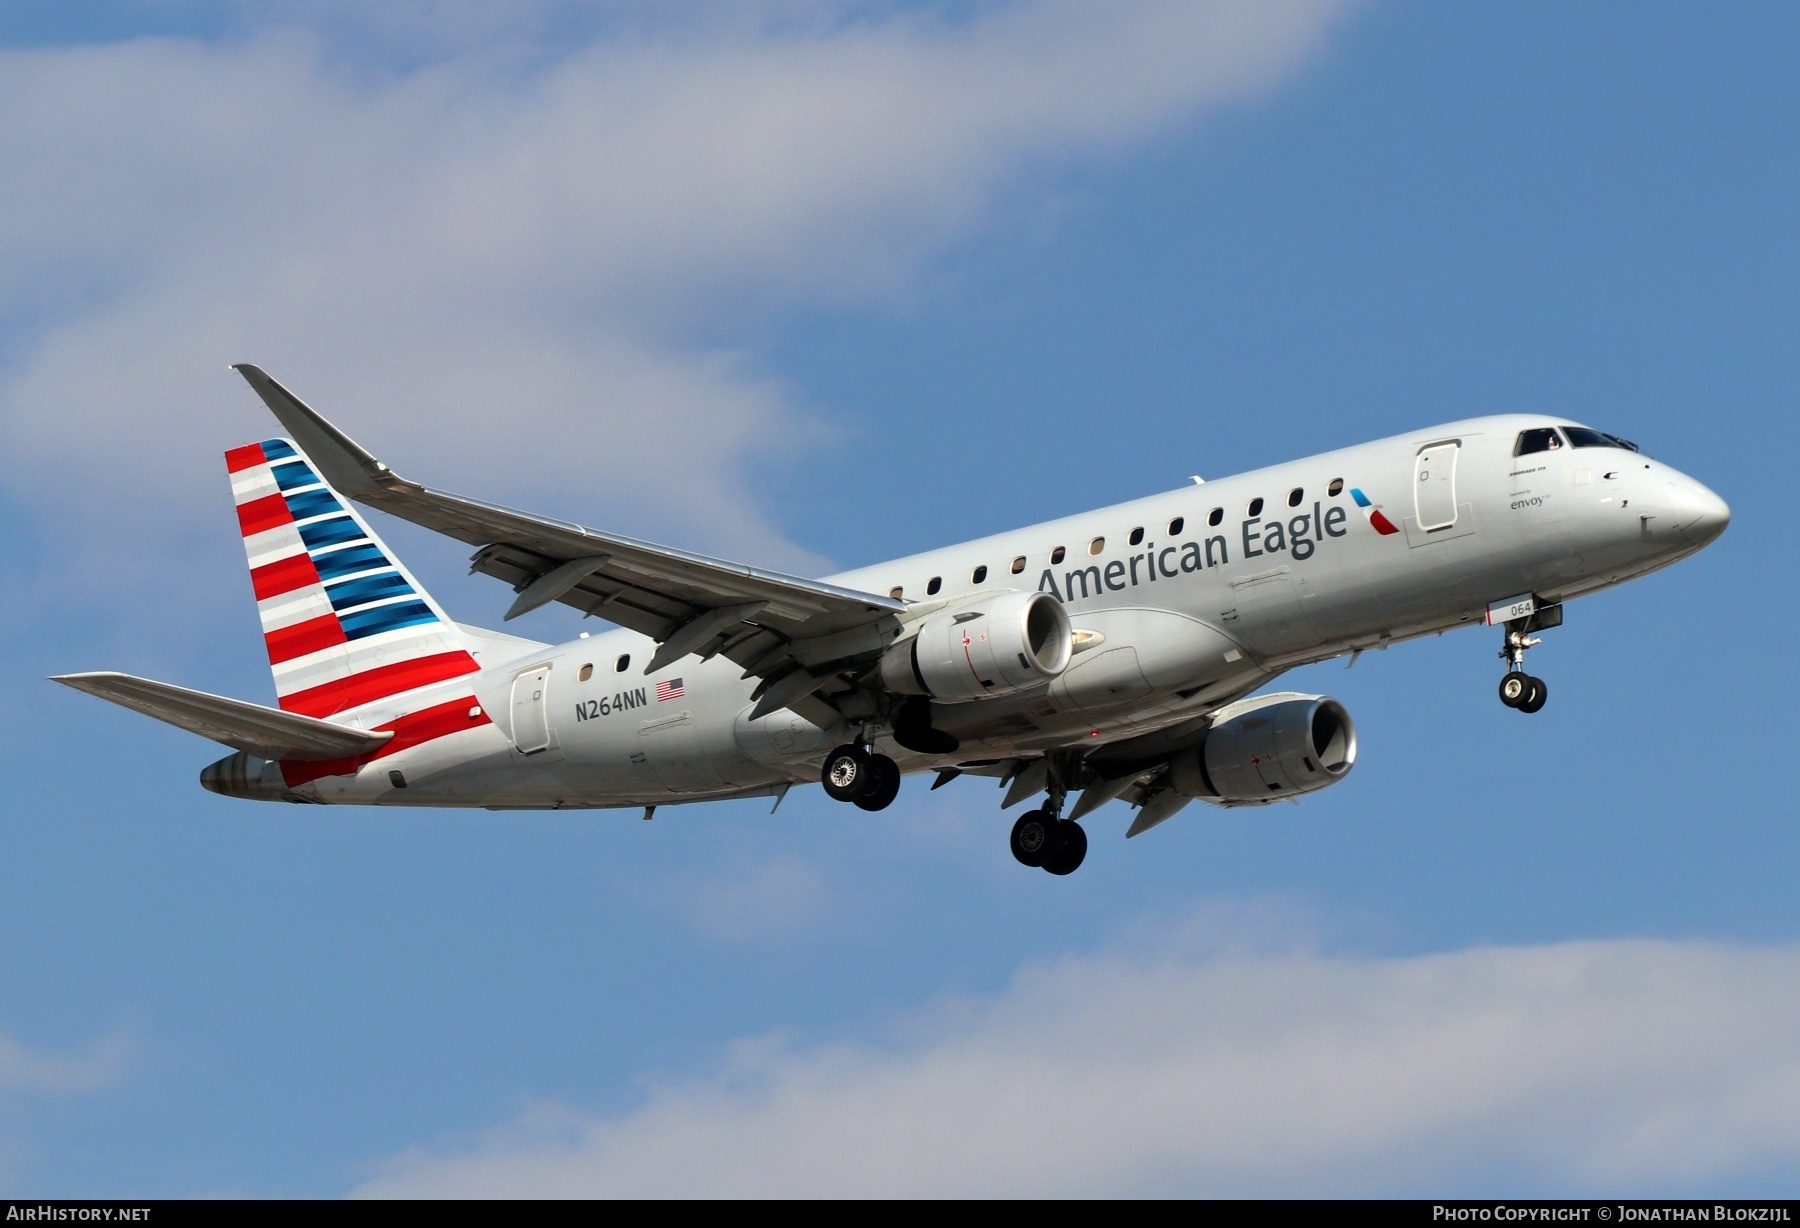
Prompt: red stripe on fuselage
<box><xmin>265</xmin><ymin>614</ymin><xmax>347</xmax><ymax>665</ymax></box>
<box><xmin>280</xmin><ymin>695</ymin><xmax>492</xmax><ymax>787</ymax></box>
<box><xmin>278</xmin><ymin>650</ymin><xmax>480</xmax><ymax>718</ymax></box>
<box><xmin>236</xmin><ymin>492</ymin><xmax>293</xmax><ymax>537</ymax></box>
<box><xmin>1370</xmin><ymin>510</ymin><xmax>1399</xmax><ymax>535</ymax></box>
<box><xmin>225</xmin><ymin>443</ymin><xmax>267</xmax><ymax>474</ymax></box>
<box><xmin>251</xmin><ymin>553</ymin><xmax>321</xmax><ymax>601</ymax></box>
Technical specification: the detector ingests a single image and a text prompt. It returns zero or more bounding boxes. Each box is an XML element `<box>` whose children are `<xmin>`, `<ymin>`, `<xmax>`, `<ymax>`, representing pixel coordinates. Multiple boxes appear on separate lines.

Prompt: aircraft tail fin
<box><xmin>226</xmin><ymin>436</ymin><xmax>482</xmax><ymax>720</ymax></box>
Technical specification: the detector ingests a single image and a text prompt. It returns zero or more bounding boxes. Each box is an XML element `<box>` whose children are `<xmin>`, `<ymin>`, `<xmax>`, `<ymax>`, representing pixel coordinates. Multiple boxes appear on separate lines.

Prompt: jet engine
<box><xmin>1168</xmin><ymin>692</ymin><xmax>1356</xmax><ymax>805</ymax></box>
<box><xmin>879</xmin><ymin>590</ymin><xmax>1072</xmax><ymax>703</ymax></box>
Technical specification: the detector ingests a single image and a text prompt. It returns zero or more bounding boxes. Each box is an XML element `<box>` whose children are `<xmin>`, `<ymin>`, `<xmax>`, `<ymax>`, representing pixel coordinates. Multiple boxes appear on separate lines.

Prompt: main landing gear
<box><xmin>1010</xmin><ymin>809</ymin><xmax>1088</xmax><ymax>875</ymax></box>
<box><xmin>821</xmin><ymin>741</ymin><xmax>1091</xmax><ymax>875</ymax></box>
<box><xmin>1007</xmin><ymin>762</ymin><xmax>1088</xmax><ymax>876</ymax></box>
<box><xmin>821</xmin><ymin>743</ymin><xmax>902</xmax><ymax>811</ymax></box>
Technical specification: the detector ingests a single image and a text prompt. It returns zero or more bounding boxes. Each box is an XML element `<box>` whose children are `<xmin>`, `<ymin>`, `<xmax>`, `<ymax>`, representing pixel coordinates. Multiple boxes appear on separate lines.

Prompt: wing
<box><xmin>231</xmin><ymin>365</ymin><xmax>907</xmax><ymax>721</ymax></box>
<box><xmin>53</xmin><ymin>672</ymin><xmax>394</xmax><ymax>761</ymax></box>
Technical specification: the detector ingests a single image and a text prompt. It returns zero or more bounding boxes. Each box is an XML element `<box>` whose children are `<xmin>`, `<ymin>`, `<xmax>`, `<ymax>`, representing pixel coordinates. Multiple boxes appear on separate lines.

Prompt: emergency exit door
<box><xmin>1415</xmin><ymin>442</ymin><xmax>1460</xmax><ymax>532</ymax></box>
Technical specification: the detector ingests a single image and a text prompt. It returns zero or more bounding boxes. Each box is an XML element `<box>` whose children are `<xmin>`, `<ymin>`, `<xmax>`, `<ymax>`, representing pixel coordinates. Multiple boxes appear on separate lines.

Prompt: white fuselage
<box><xmin>280</xmin><ymin>414</ymin><xmax>1728</xmax><ymax>809</ymax></box>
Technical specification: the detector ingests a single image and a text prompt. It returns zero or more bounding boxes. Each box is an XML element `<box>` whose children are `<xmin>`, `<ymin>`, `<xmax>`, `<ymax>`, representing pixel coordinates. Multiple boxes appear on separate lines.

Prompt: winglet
<box><xmin>230</xmin><ymin>364</ymin><xmax>401</xmax><ymax>498</ymax></box>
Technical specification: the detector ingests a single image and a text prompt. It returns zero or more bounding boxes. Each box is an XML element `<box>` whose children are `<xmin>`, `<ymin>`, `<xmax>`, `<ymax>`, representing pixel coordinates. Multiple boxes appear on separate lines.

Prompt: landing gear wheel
<box><xmin>821</xmin><ymin>744</ymin><xmax>874</xmax><ymax>802</ymax></box>
<box><xmin>1042</xmin><ymin>821</ymin><xmax>1087</xmax><ymax>876</ymax></box>
<box><xmin>1498</xmin><ymin>671</ymin><xmax>1531</xmax><ymax>708</ymax></box>
<box><xmin>853</xmin><ymin>754</ymin><xmax>902</xmax><ymax>811</ymax></box>
<box><xmin>1518</xmin><ymin>676</ymin><xmax>1548</xmax><ymax>713</ymax></box>
<box><xmin>1010</xmin><ymin>809</ymin><xmax>1062</xmax><ymax>868</ymax></box>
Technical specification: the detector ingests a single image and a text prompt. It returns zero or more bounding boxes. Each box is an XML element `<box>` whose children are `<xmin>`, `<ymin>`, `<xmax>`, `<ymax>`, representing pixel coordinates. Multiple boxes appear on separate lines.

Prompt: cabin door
<box><xmin>1415</xmin><ymin>442</ymin><xmax>1460</xmax><ymax>532</ymax></box>
<box><xmin>510</xmin><ymin>667</ymin><xmax>552</xmax><ymax>754</ymax></box>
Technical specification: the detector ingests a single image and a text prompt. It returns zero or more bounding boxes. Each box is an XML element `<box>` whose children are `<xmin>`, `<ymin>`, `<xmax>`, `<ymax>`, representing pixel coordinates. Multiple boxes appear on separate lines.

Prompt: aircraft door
<box><xmin>510</xmin><ymin>666</ymin><xmax>552</xmax><ymax>754</ymax></box>
<box><xmin>1415</xmin><ymin>442</ymin><xmax>1459</xmax><ymax>531</ymax></box>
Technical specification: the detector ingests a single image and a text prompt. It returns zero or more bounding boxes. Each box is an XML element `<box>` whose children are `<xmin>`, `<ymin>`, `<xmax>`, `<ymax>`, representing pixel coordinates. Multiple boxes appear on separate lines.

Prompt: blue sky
<box><xmin>1</xmin><ymin>0</ymin><xmax>1796</xmax><ymax>1197</ymax></box>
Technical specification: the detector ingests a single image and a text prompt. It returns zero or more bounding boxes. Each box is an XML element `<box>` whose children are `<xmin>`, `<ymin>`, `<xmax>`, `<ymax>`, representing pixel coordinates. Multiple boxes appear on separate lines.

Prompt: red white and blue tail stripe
<box><xmin>226</xmin><ymin>438</ymin><xmax>480</xmax><ymax>720</ymax></box>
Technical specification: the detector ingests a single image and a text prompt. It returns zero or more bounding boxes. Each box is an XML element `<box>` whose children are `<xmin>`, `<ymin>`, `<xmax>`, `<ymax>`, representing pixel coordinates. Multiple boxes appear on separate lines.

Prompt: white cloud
<box><xmin>0</xmin><ymin>1</ymin><xmax>1348</xmax><ymax>589</ymax></box>
<box><xmin>0</xmin><ymin>1031</ymin><xmax>130</xmax><ymax>1188</ymax></box>
<box><xmin>0</xmin><ymin>1031</ymin><xmax>128</xmax><ymax>1097</ymax></box>
<box><xmin>679</xmin><ymin>856</ymin><xmax>830</xmax><ymax>945</ymax></box>
<box><xmin>621</xmin><ymin>853</ymin><xmax>832</xmax><ymax>945</ymax></box>
<box><xmin>355</xmin><ymin>933</ymin><xmax>1800</xmax><ymax>1197</ymax></box>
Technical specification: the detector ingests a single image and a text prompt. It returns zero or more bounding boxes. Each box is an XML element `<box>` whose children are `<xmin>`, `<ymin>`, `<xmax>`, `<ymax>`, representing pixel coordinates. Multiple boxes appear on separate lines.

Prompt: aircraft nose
<box><xmin>1667</xmin><ymin>478</ymin><xmax>1731</xmax><ymax>549</ymax></box>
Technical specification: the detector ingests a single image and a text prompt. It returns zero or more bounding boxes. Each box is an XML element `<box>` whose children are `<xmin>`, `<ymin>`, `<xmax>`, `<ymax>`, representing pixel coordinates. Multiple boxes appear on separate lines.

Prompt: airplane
<box><xmin>54</xmin><ymin>366</ymin><xmax>1730</xmax><ymax>875</ymax></box>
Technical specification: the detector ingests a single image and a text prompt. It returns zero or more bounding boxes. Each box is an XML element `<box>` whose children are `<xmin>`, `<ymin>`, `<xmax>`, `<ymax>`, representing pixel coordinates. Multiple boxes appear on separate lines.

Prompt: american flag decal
<box><xmin>656</xmin><ymin>678</ymin><xmax>685</xmax><ymax>702</ymax></box>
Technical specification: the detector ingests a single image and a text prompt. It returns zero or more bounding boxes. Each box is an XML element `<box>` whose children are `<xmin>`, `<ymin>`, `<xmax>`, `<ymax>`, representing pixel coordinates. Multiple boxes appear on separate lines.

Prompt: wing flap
<box><xmin>52</xmin><ymin>672</ymin><xmax>393</xmax><ymax>761</ymax></box>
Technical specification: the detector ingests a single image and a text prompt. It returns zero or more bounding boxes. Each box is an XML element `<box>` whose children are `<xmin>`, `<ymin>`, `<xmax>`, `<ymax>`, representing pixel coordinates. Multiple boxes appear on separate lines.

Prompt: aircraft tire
<box><xmin>1010</xmin><ymin>810</ymin><xmax>1062</xmax><ymax>868</ymax></box>
<box><xmin>1498</xmin><ymin>671</ymin><xmax>1531</xmax><ymax>708</ymax></box>
<box><xmin>821</xmin><ymin>744</ymin><xmax>875</xmax><ymax>802</ymax></box>
<box><xmin>853</xmin><ymin>754</ymin><xmax>902</xmax><ymax>811</ymax></box>
<box><xmin>1518</xmin><ymin>676</ymin><xmax>1548</xmax><ymax>714</ymax></box>
<box><xmin>1042</xmin><ymin>821</ymin><xmax>1088</xmax><ymax>876</ymax></box>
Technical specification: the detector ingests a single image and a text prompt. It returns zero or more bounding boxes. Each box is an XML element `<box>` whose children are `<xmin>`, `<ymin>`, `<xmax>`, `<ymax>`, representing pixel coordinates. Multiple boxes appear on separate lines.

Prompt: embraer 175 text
<box><xmin>56</xmin><ymin>368</ymin><xmax>1729</xmax><ymax>875</ymax></box>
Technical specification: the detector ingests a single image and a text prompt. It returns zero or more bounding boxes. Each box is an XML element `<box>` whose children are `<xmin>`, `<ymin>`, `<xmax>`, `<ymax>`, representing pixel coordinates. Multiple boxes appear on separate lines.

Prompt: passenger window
<box><xmin>1207</xmin><ymin>507</ymin><xmax>1223</xmax><ymax>527</ymax></box>
<box><xmin>1128</xmin><ymin>526</ymin><xmax>1144</xmax><ymax>546</ymax></box>
<box><xmin>927</xmin><ymin>576</ymin><xmax>942</xmax><ymax>595</ymax></box>
<box><xmin>1287</xmin><ymin>488</ymin><xmax>1304</xmax><ymax>507</ymax></box>
<box><xmin>1514</xmin><ymin>428</ymin><xmax>1563</xmax><ymax>456</ymax></box>
<box><xmin>889</xmin><ymin>586</ymin><xmax>904</xmax><ymax>599</ymax></box>
<box><xmin>578</xmin><ymin>663</ymin><xmax>593</xmax><ymax>682</ymax></box>
<box><xmin>1248</xmin><ymin>497</ymin><xmax>1264</xmax><ymax>517</ymax></box>
<box><xmin>972</xmin><ymin>565</ymin><xmax>988</xmax><ymax>584</ymax></box>
<box><xmin>615</xmin><ymin>654</ymin><xmax>630</xmax><ymax>673</ymax></box>
<box><xmin>1010</xmin><ymin>556</ymin><xmax>1026</xmax><ymax>574</ymax></box>
<box><xmin>1328</xmin><ymin>478</ymin><xmax>1344</xmax><ymax>497</ymax></box>
<box><xmin>1168</xmin><ymin>516</ymin><xmax>1184</xmax><ymax>536</ymax></box>
<box><xmin>1562</xmin><ymin>426</ymin><xmax>1638</xmax><ymax>451</ymax></box>
<box><xmin>1050</xmin><ymin>546</ymin><xmax>1066</xmax><ymax>564</ymax></box>
<box><xmin>1088</xmin><ymin>537</ymin><xmax>1105</xmax><ymax>555</ymax></box>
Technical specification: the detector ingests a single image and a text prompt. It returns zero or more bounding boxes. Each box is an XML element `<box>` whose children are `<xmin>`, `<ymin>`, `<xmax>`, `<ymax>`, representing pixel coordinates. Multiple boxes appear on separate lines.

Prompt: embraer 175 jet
<box><xmin>55</xmin><ymin>367</ymin><xmax>1729</xmax><ymax>875</ymax></box>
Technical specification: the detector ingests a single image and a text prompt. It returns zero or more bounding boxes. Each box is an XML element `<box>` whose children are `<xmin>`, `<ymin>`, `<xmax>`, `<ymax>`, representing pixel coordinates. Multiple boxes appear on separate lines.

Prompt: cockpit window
<box><xmin>1562</xmin><ymin>426</ymin><xmax>1639</xmax><ymax>452</ymax></box>
<box><xmin>1514</xmin><ymin>428</ymin><xmax>1563</xmax><ymax>456</ymax></box>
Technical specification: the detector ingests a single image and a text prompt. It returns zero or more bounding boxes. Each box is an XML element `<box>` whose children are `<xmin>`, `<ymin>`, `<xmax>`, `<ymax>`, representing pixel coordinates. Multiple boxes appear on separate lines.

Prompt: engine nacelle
<box><xmin>880</xmin><ymin>590</ymin><xmax>1072</xmax><ymax>703</ymax></box>
<box><xmin>1169</xmin><ymin>692</ymin><xmax>1356</xmax><ymax>806</ymax></box>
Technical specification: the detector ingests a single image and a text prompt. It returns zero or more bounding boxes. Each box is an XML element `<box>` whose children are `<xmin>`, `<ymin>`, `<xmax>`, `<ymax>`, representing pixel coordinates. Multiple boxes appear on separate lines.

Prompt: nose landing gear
<box><xmin>1498</xmin><ymin>669</ymin><xmax>1548</xmax><ymax>713</ymax></box>
<box><xmin>1496</xmin><ymin>608</ymin><xmax>1558</xmax><ymax>714</ymax></box>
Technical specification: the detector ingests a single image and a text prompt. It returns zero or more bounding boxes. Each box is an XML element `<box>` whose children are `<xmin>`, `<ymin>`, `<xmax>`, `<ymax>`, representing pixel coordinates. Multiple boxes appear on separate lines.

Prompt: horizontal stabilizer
<box><xmin>51</xmin><ymin>672</ymin><xmax>393</xmax><ymax>761</ymax></box>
